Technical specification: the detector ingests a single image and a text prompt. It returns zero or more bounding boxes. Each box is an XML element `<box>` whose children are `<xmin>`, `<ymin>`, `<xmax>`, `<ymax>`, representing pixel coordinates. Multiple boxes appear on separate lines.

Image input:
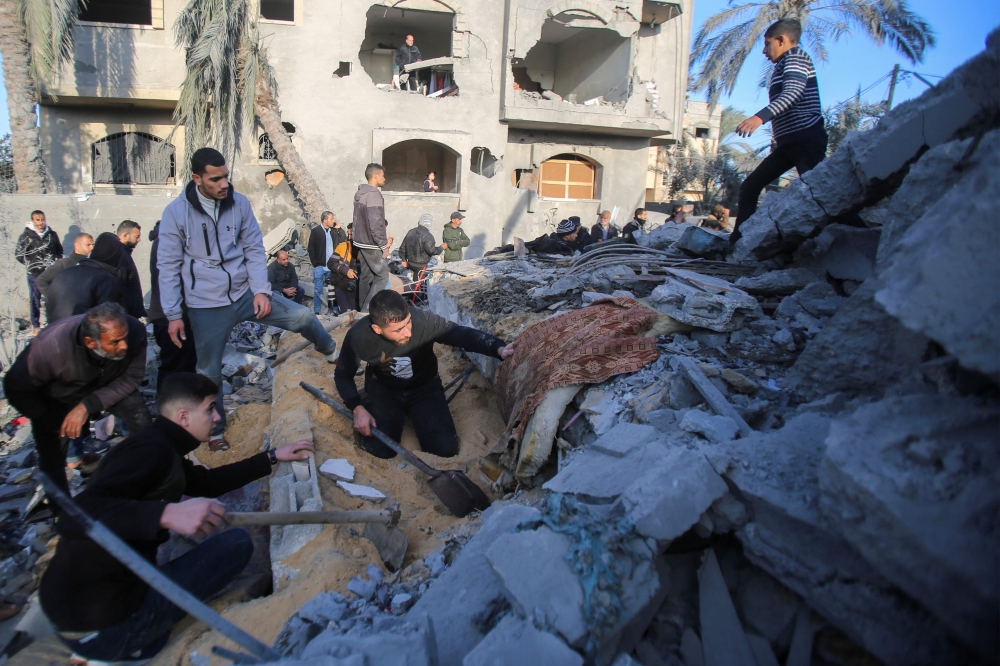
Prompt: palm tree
<box><xmin>173</xmin><ymin>0</ymin><xmax>329</xmax><ymax>226</ymax></box>
<box><xmin>0</xmin><ymin>0</ymin><xmax>80</xmax><ymax>193</ymax></box>
<box><xmin>824</xmin><ymin>90</ymin><xmax>886</xmax><ymax>153</ymax></box>
<box><xmin>689</xmin><ymin>0</ymin><xmax>935</xmax><ymax>105</ymax></box>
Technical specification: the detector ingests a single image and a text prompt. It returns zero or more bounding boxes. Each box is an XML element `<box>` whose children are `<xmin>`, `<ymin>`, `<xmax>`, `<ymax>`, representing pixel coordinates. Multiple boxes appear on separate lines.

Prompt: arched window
<box><xmin>539</xmin><ymin>154</ymin><xmax>596</xmax><ymax>199</ymax></box>
<box><xmin>381</xmin><ymin>139</ymin><xmax>461</xmax><ymax>193</ymax></box>
<box><xmin>258</xmin><ymin>133</ymin><xmax>279</xmax><ymax>160</ymax></box>
<box><xmin>92</xmin><ymin>132</ymin><xmax>175</xmax><ymax>185</ymax></box>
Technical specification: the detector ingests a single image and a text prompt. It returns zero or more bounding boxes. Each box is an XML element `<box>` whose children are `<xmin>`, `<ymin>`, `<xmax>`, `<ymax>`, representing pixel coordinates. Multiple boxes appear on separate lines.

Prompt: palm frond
<box><xmin>19</xmin><ymin>0</ymin><xmax>80</xmax><ymax>86</ymax></box>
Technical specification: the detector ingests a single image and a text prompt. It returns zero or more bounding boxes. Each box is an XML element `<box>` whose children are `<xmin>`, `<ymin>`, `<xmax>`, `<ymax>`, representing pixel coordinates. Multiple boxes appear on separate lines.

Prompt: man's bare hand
<box><xmin>282</xmin><ymin>287</ymin><xmax>297</xmax><ymax>297</ymax></box>
<box><xmin>346</xmin><ymin>269</ymin><xmax>357</xmax><ymax>279</ymax></box>
<box><xmin>60</xmin><ymin>403</ymin><xmax>89</xmax><ymax>438</ymax></box>
<box><xmin>401</xmin><ymin>260</ymin><xmax>408</xmax><ymax>268</ymax></box>
<box><xmin>253</xmin><ymin>293</ymin><xmax>272</xmax><ymax>319</ymax></box>
<box><xmin>736</xmin><ymin>115</ymin><xmax>764</xmax><ymax>137</ymax></box>
<box><xmin>353</xmin><ymin>405</ymin><xmax>376</xmax><ymax>437</ymax></box>
<box><xmin>161</xmin><ymin>498</ymin><xmax>227</xmax><ymax>538</ymax></box>
<box><xmin>497</xmin><ymin>344</ymin><xmax>515</xmax><ymax>360</ymax></box>
<box><xmin>168</xmin><ymin>319</ymin><xmax>186</xmax><ymax>348</ymax></box>
<box><xmin>276</xmin><ymin>439</ymin><xmax>315</xmax><ymax>461</ymax></box>
<box><xmin>441</xmin><ymin>242</ymin><xmax>449</xmax><ymax>249</ymax></box>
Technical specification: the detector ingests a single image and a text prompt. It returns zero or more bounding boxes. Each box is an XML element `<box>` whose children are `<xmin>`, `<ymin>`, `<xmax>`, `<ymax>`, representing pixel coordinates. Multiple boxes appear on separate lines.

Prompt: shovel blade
<box><xmin>428</xmin><ymin>471</ymin><xmax>492</xmax><ymax>518</ymax></box>
<box><xmin>363</xmin><ymin>522</ymin><xmax>408</xmax><ymax>572</ymax></box>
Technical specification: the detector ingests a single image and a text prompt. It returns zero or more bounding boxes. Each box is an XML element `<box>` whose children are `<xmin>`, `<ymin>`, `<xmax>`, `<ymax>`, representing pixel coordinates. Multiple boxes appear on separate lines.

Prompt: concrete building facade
<box><xmin>33</xmin><ymin>0</ymin><xmax>691</xmax><ymax>260</ymax></box>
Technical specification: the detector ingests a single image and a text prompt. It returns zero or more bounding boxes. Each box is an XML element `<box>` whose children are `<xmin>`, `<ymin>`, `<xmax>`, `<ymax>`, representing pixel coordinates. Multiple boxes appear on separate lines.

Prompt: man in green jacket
<box><xmin>442</xmin><ymin>212</ymin><xmax>470</xmax><ymax>262</ymax></box>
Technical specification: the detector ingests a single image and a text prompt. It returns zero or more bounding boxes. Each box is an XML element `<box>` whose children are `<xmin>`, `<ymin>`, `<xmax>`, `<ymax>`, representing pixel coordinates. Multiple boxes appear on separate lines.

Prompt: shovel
<box><xmin>300</xmin><ymin>383</ymin><xmax>492</xmax><ymax>518</ymax></box>
<box><xmin>228</xmin><ymin>508</ymin><xmax>409</xmax><ymax>572</ymax></box>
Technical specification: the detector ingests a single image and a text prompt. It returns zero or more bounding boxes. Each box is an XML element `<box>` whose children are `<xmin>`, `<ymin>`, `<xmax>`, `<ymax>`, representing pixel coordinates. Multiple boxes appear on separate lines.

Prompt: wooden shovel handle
<box><xmin>227</xmin><ymin>509</ymin><xmax>398</xmax><ymax>527</ymax></box>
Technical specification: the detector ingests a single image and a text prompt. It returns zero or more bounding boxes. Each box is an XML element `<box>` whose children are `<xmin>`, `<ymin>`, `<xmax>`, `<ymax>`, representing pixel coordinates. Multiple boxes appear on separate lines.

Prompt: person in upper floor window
<box><xmin>590</xmin><ymin>210</ymin><xmax>619</xmax><ymax>242</ymax></box>
<box><xmin>422</xmin><ymin>171</ymin><xmax>439</xmax><ymax>193</ymax></box>
<box><xmin>731</xmin><ymin>18</ymin><xmax>827</xmax><ymax>244</ymax></box>
<box><xmin>16</xmin><ymin>210</ymin><xmax>63</xmax><ymax>333</ymax></box>
<box><xmin>117</xmin><ymin>220</ymin><xmax>147</xmax><ymax>319</ymax></box>
<box><xmin>268</xmin><ymin>250</ymin><xmax>302</xmax><ymax>304</ymax></box>
<box><xmin>394</xmin><ymin>34</ymin><xmax>422</xmax><ymax>91</ymax></box>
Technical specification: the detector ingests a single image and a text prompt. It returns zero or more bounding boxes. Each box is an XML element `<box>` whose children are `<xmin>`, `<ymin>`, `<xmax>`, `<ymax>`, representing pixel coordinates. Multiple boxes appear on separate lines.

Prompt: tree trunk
<box><xmin>254</xmin><ymin>77</ymin><xmax>328</xmax><ymax>228</ymax></box>
<box><xmin>0</xmin><ymin>0</ymin><xmax>46</xmax><ymax>193</ymax></box>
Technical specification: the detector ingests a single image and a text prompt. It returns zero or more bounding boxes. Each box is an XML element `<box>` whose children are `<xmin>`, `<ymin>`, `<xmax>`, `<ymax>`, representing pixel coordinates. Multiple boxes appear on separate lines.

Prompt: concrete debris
<box><xmin>318</xmin><ymin>458</ymin><xmax>356</xmax><ymax>481</ymax></box>
<box><xmin>680</xmin><ymin>410</ymin><xmax>738</xmax><ymax>444</ymax></box>
<box><xmin>698</xmin><ymin>549</ymin><xmax>757</xmax><ymax>666</ymax></box>
<box><xmin>463</xmin><ymin>615</ymin><xmax>583</xmax><ymax>666</ymax></box>
<box><xmin>647</xmin><ymin>270</ymin><xmax>758</xmax><ymax>332</ymax></box>
<box><xmin>634</xmin><ymin>221</ymin><xmax>691</xmax><ymax>249</ymax></box>
<box><xmin>336</xmin><ymin>481</ymin><xmax>386</xmax><ymax>502</ymax></box>
<box><xmin>675</xmin><ymin>226</ymin><xmax>729</xmax><ymax>258</ymax></box>
<box><xmin>735</xmin><ymin>267</ymin><xmax>822</xmax><ymax>296</ymax></box>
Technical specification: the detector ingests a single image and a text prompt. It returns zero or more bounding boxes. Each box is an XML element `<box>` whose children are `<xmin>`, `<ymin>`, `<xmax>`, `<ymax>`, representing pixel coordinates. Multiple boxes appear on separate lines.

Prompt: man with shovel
<box><xmin>335</xmin><ymin>290</ymin><xmax>514</xmax><ymax>459</ymax></box>
<box><xmin>40</xmin><ymin>372</ymin><xmax>314</xmax><ymax>664</ymax></box>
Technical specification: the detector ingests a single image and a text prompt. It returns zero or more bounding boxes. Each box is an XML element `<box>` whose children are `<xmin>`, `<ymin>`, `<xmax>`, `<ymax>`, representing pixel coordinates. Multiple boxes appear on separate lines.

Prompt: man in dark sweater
<box><xmin>335</xmin><ymin>290</ymin><xmax>513</xmax><ymax>458</ymax></box>
<box><xmin>399</xmin><ymin>213</ymin><xmax>446</xmax><ymax>280</ymax></box>
<box><xmin>353</xmin><ymin>163</ymin><xmax>394</xmax><ymax>313</ymax></box>
<box><xmin>268</xmin><ymin>250</ymin><xmax>302</xmax><ymax>304</ymax></box>
<box><xmin>36</xmin><ymin>232</ymin><xmax>94</xmax><ymax>299</ymax></box>
<box><xmin>731</xmin><ymin>19</ymin><xmax>827</xmax><ymax>243</ymax></box>
<box><xmin>306</xmin><ymin>211</ymin><xmax>346</xmax><ymax>314</ymax></box>
<box><xmin>394</xmin><ymin>34</ymin><xmax>421</xmax><ymax>91</ymax></box>
<box><xmin>15</xmin><ymin>210</ymin><xmax>63</xmax><ymax>332</ymax></box>
<box><xmin>45</xmin><ymin>232</ymin><xmax>125</xmax><ymax>324</ymax></box>
<box><xmin>117</xmin><ymin>220</ymin><xmax>147</xmax><ymax>319</ymax></box>
<box><xmin>622</xmin><ymin>208</ymin><xmax>647</xmax><ymax>242</ymax></box>
<box><xmin>41</xmin><ymin>372</ymin><xmax>313</xmax><ymax>663</ymax></box>
<box><xmin>148</xmin><ymin>221</ymin><xmax>198</xmax><ymax>391</ymax></box>
<box><xmin>3</xmin><ymin>303</ymin><xmax>151</xmax><ymax>495</ymax></box>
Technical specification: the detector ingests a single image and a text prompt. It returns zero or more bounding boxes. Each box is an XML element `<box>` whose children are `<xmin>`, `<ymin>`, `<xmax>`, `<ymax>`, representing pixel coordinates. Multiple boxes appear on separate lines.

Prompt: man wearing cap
<box><xmin>400</xmin><ymin>213</ymin><xmax>447</xmax><ymax>281</ymax></box>
<box><xmin>441</xmin><ymin>212</ymin><xmax>470</xmax><ymax>263</ymax></box>
<box><xmin>566</xmin><ymin>216</ymin><xmax>594</xmax><ymax>253</ymax></box>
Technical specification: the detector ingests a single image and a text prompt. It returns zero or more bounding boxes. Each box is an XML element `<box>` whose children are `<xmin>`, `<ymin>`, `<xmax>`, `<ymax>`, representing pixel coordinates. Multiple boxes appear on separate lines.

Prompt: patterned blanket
<box><xmin>494</xmin><ymin>296</ymin><xmax>661</xmax><ymax>459</ymax></box>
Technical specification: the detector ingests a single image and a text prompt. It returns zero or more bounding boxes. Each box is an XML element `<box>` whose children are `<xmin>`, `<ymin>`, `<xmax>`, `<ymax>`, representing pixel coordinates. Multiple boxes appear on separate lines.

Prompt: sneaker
<box><xmin>324</xmin><ymin>349</ymin><xmax>340</xmax><ymax>363</ymax></box>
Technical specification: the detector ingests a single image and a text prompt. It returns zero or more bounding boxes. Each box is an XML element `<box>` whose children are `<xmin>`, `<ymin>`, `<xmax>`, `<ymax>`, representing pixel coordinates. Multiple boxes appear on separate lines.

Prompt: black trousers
<box><xmin>4</xmin><ymin>375</ymin><xmax>151</xmax><ymax>495</ymax></box>
<box><xmin>358</xmin><ymin>376</ymin><xmax>460</xmax><ymax>459</ymax></box>
<box><xmin>732</xmin><ymin>131</ymin><xmax>828</xmax><ymax>244</ymax></box>
<box><xmin>152</xmin><ymin>317</ymin><xmax>198</xmax><ymax>392</ymax></box>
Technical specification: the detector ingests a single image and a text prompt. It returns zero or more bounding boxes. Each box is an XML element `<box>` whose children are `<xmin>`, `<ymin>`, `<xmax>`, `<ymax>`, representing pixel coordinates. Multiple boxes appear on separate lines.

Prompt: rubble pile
<box><xmin>273</xmin><ymin>34</ymin><xmax>999</xmax><ymax>666</ymax></box>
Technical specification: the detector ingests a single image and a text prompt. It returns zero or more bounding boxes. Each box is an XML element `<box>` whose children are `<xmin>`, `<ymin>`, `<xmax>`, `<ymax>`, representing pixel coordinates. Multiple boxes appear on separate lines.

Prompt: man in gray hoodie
<box><xmin>353</xmin><ymin>163</ymin><xmax>394</xmax><ymax>312</ymax></box>
<box><xmin>158</xmin><ymin>148</ymin><xmax>337</xmax><ymax>445</ymax></box>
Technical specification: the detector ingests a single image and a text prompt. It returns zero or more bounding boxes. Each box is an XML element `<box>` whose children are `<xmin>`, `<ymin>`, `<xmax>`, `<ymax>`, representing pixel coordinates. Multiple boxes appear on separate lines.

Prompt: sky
<box><xmin>689</xmin><ymin>0</ymin><xmax>1000</xmax><ymax>148</ymax></box>
<box><xmin>0</xmin><ymin>1</ymin><xmax>996</xmax><ymax>143</ymax></box>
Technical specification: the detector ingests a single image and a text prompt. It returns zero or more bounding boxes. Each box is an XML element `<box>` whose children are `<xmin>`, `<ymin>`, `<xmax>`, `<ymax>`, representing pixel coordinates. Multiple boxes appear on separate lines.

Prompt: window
<box><xmin>470</xmin><ymin>147</ymin><xmax>497</xmax><ymax>178</ymax></box>
<box><xmin>92</xmin><ymin>133</ymin><xmax>175</xmax><ymax>185</ymax></box>
<box><xmin>539</xmin><ymin>155</ymin><xmax>595</xmax><ymax>199</ymax></box>
<box><xmin>358</xmin><ymin>6</ymin><xmax>454</xmax><ymax>86</ymax></box>
<box><xmin>78</xmin><ymin>0</ymin><xmax>151</xmax><ymax>25</ymax></box>
<box><xmin>695</xmin><ymin>127</ymin><xmax>710</xmax><ymax>139</ymax></box>
<box><xmin>381</xmin><ymin>139</ymin><xmax>460</xmax><ymax>193</ymax></box>
<box><xmin>259</xmin><ymin>134</ymin><xmax>278</xmax><ymax>160</ymax></box>
<box><xmin>261</xmin><ymin>0</ymin><xmax>294</xmax><ymax>22</ymax></box>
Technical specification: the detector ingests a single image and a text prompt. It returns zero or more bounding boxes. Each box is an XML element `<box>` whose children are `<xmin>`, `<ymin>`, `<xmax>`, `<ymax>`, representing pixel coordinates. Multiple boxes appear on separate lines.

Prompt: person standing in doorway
<box><xmin>731</xmin><ymin>19</ymin><xmax>827</xmax><ymax>244</ymax></box>
<box><xmin>422</xmin><ymin>172</ymin><xmax>439</xmax><ymax>192</ymax></box>
<box><xmin>590</xmin><ymin>210</ymin><xmax>619</xmax><ymax>242</ymax></box>
<box><xmin>307</xmin><ymin>211</ymin><xmax>343</xmax><ymax>314</ymax></box>
<box><xmin>442</xmin><ymin>212</ymin><xmax>470</xmax><ymax>262</ymax></box>
<box><xmin>16</xmin><ymin>210</ymin><xmax>62</xmax><ymax>334</ymax></box>
<box><xmin>117</xmin><ymin>220</ymin><xmax>147</xmax><ymax>319</ymax></box>
<box><xmin>395</xmin><ymin>34</ymin><xmax>422</xmax><ymax>91</ymax></box>
<box><xmin>268</xmin><ymin>250</ymin><xmax>303</xmax><ymax>304</ymax></box>
<box><xmin>353</xmin><ymin>163</ymin><xmax>394</xmax><ymax>312</ymax></box>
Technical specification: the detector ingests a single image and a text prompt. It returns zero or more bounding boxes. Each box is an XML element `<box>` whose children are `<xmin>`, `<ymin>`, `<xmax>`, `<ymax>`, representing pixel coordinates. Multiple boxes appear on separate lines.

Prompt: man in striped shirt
<box><xmin>731</xmin><ymin>19</ymin><xmax>828</xmax><ymax>243</ymax></box>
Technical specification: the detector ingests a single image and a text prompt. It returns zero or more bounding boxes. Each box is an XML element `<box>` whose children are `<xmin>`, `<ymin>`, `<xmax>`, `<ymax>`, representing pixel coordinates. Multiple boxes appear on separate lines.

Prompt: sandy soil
<box><xmin>150</xmin><ymin>317</ymin><xmax>509</xmax><ymax>666</ymax></box>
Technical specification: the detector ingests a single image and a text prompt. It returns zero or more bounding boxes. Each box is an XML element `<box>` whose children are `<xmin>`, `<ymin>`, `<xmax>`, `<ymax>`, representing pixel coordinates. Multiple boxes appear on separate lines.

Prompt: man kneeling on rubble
<box><xmin>336</xmin><ymin>290</ymin><xmax>514</xmax><ymax>458</ymax></box>
<box><xmin>41</xmin><ymin>372</ymin><xmax>313</xmax><ymax>663</ymax></box>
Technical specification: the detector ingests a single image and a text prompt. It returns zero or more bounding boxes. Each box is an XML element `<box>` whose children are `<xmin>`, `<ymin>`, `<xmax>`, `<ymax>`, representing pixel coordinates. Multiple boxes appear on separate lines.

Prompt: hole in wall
<box><xmin>282</xmin><ymin>122</ymin><xmax>296</xmax><ymax>134</ymax></box>
<box><xmin>470</xmin><ymin>147</ymin><xmax>498</xmax><ymax>178</ymax></box>
<box><xmin>695</xmin><ymin>127</ymin><xmax>710</xmax><ymax>139</ymax></box>
<box><xmin>265</xmin><ymin>169</ymin><xmax>286</xmax><ymax>188</ymax></box>
<box><xmin>336</xmin><ymin>61</ymin><xmax>352</xmax><ymax>77</ymax></box>
<box><xmin>358</xmin><ymin>5</ymin><xmax>454</xmax><ymax>87</ymax></box>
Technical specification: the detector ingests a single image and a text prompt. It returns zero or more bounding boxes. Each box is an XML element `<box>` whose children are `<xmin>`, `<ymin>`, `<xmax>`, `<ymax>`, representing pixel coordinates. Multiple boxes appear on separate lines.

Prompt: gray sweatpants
<box><xmin>357</xmin><ymin>248</ymin><xmax>389</xmax><ymax>313</ymax></box>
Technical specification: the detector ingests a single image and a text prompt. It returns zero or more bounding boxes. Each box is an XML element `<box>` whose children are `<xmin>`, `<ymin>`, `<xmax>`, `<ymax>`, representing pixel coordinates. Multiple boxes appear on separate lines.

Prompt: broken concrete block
<box><xmin>791</xmin><ymin>282</ymin><xmax>844</xmax><ymax>319</ymax></box>
<box><xmin>822</xmin><ymin>229</ymin><xmax>878</xmax><ymax>281</ymax></box>
<box><xmin>735</xmin><ymin>568</ymin><xmax>798</xmax><ymax>646</ymax></box>
<box><xmin>785</xmin><ymin>279</ymin><xmax>928</xmax><ymax>401</ymax></box>
<box><xmin>639</xmin><ymin>221</ymin><xmax>691</xmax><ymax>249</ymax></box>
<box><xmin>486</xmin><ymin>527</ymin><xmax>586</xmax><ymax>646</ymax></box>
<box><xmin>581</xmin><ymin>291</ymin><xmax>606</xmax><ymax>305</ymax></box>
<box><xmin>820</xmin><ymin>394</ymin><xmax>1000</xmax><ymax>659</ymax></box>
<box><xmin>690</xmin><ymin>330</ymin><xmax>728</xmax><ymax>348</ymax></box>
<box><xmin>680</xmin><ymin>410</ymin><xmax>738</xmax><ymax>444</ymax></box>
<box><xmin>758</xmin><ymin>177</ymin><xmax>828</xmax><ymax>248</ymax></box>
<box><xmin>798</xmin><ymin>132</ymin><xmax>866</xmax><ymax>217</ymax></box>
<box><xmin>668</xmin><ymin>373</ymin><xmax>703</xmax><ymax>409</ymax></box>
<box><xmin>614</xmin><ymin>446</ymin><xmax>727</xmax><ymax>542</ymax></box>
<box><xmin>580</xmin><ymin>387</ymin><xmax>625</xmax><ymax>436</ymax></box>
<box><xmin>336</xmin><ymin>481</ymin><xmax>385</xmax><ymax>502</ymax></box>
<box><xmin>874</xmin><ymin>131</ymin><xmax>1000</xmax><ymax>375</ymax></box>
<box><xmin>391</xmin><ymin>593</ymin><xmax>414</xmax><ymax>615</ymax></box>
<box><xmin>318</xmin><ymin>458</ymin><xmax>355</xmax><ymax>481</ymax></box>
<box><xmin>730</xmin><ymin>211</ymin><xmax>782</xmax><ymax>263</ymax></box>
<box><xmin>292</xmin><ymin>461</ymin><xmax>310</xmax><ymax>483</ymax></box>
<box><xmin>699</xmin><ymin>549</ymin><xmax>757</xmax><ymax>666</ymax></box>
<box><xmin>719</xmin><ymin>369</ymin><xmax>757</xmax><ymax>395</ymax></box>
<box><xmin>462</xmin><ymin>615</ymin><xmax>582</xmax><ymax>666</ymax></box>
<box><xmin>300</xmin><ymin>616</ymin><xmax>436</xmax><ymax>665</ymax></box>
<box><xmin>746</xmin><ymin>633</ymin><xmax>781</xmax><ymax>666</ymax></box>
<box><xmin>532</xmin><ymin>275</ymin><xmax>585</xmax><ymax>299</ymax></box>
<box><xmin>589</xmin><ymin>423</ymin><xmax>659</xmax><ymax>458</ymax></box>
<box><xmin>734</xmin><ymin>268</ymin><xmax>821</xmax><ymax>296</ymax></box>
<box><xmin>795</xmin><ymin>393</ymin><xmax>847</xmax><ymax>415</ymax></box>
<box><xmin>544</xmin><ymin>436</ymin><xmax>673</xmax><ymax>502</ymax></box>
<box><xmin>346</xmin><ymin>575</ymin><xmax>378</xmax><ymax>600</ymax></box>
<box><xmin>675</xmin><ymin>226</ymin><xmax>729</xmax><ymax>257</ymax></box>
<box><xmin>409</xmin><ymin>505</ymin><xmax>541</xmax><ymax>666</ymax></box>
<box><xmin>647</xmin><ymin>270</ymin><xmax>758</xmax><ymax>332</ymax></box>
<box><xmin>590</xmin><ymin>265</ymin><xmax>636</xmax><ymax>292</ymax></box>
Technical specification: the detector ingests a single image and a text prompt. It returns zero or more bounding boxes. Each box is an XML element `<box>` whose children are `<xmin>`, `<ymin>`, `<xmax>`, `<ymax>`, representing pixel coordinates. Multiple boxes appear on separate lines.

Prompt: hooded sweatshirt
<box><xmin>39</xmin><ymin>416</ymin><xmax>271</xmax><ymax>631</ymax></box>
<box><xmin>15</xmin><ymin>222</ymin><xmax>63</xmax><ymax>276</ymax></box>
<box><xmin>352</xmin><ymin>183</ymin><xmax>388</xmax><ymax>252</ymax></box>
<box><xmin>399</xmin><ymin>214</ymin><xmax>443</xmax><ymax>268</ymax></box>
<box><xmin>157</xmin><ymin>181</ymin><xmax>270</xmax><ymax>320</ymax></box>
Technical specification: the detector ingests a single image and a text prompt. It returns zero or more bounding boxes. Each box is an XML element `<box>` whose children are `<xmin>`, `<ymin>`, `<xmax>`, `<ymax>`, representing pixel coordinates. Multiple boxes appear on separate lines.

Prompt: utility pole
<box><xmin>886</xmin><ymin>64</ymin><xmax>901</xmax><ymax>110</ymax></box>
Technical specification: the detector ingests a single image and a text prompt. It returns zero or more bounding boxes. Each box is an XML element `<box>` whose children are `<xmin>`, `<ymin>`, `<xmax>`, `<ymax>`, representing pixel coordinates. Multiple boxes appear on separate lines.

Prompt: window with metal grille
<box><xmin>539</xmin><ymin>155</ymin><xmax>596</xmax><ymax>199</ymax></box>
<box><xmin>92</xmin><ymin>132</ymin><xmax>175</xmax><ymax>185</ymax></box>
<box><xmin>259</xmin><ymin>134</ymin><xmax>278</xmax><ymax>160</ymax></box>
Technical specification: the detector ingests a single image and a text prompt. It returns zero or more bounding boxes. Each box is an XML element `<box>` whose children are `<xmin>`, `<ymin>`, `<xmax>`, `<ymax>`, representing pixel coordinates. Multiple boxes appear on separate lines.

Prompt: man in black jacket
<box><xmin>268</xmin><ymin>250</ymin><xmax>302</xmax><ymax>303</ymax></box>
<box><xmin>394</xmin><ymin>34</ymin><xmax>421</xmax><ymax>91</ymax></box>
<box><xmin>45</xmin><ymin>232</ymin><xmax>125</xmax><ymax>324</ymax></box>
<box><xmin>36</xmin><ymin>232</ymin><xmax>94</xmax><ymax>299</ymax></box>
<box><xmin>41</xmin><ymin>372</ymin><xmax>313</xmax><ymax>663</ymax></box>
<box><xmin>3</xmin><ymin>303</ymin><xmax>151</xmax><ymax>495</ymax></box>
<box><xmin>590</xmin><ymin>210</ymin><xmax>619</xmax><ymax>242</ymax></box>
<box><xmin>117</xmin><ymin>220</ymin><xmax>147</xmax><ymax>319</ymax></box>
<box><xmin>353</xmin><ymin>163</ymin><xmax>394</xmax><ymax>313</ymax></box>
<box><xmin>399</xmin><ymin>213</ymin><xmax>446</xmax><ymax>281</ymax></box>
<box><xmin>622</xmin><ymin>208</ymin><xmax>648</xmax><ymax>242</ymax></box>
<box><xmin>336</xmin><ymin>290</ymin><xmax>513</xmax><ymax>459</ymax></box>
<box><xmin>15</xmin><ymin>210</ymin><xmax>63</xmax><ymax>332</ymax></box>
<box><xmin>306</xmin><ymin>211</ymin><xmax>346</xmax><ymax>314</ymax></box>
<box><xmin>148</xmin><ymin>221</ymin><xmax>198</xmax><ymax>391</ymax></box>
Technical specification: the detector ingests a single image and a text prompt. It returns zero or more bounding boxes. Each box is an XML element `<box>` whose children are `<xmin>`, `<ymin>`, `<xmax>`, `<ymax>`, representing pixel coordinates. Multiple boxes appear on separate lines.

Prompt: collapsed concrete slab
<box><xmin>820</xmin><ymin>394</ymin><xmax>1000</xmax><ymax>659</ymax></box>
<box><xmin>463</xmin><ymin>615</ymin><xmax>583</xmax><ymax>666</ymax></box>
<box><xmin>647</xmin><ymin>269</ymin><xmax>759</xmax><ymax>332</ymax></box>
<box><xmin>735</xmin><ymin>268</ymin><xmax>822</xmax><ymax>296</ymax></box>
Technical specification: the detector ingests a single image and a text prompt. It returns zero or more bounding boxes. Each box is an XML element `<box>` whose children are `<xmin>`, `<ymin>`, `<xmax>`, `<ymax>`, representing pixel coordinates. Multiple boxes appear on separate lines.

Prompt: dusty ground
<box><xmin>148</xmin><ymin>319</ymin><xmax>509</xmax><ymax>665</ymax></box>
